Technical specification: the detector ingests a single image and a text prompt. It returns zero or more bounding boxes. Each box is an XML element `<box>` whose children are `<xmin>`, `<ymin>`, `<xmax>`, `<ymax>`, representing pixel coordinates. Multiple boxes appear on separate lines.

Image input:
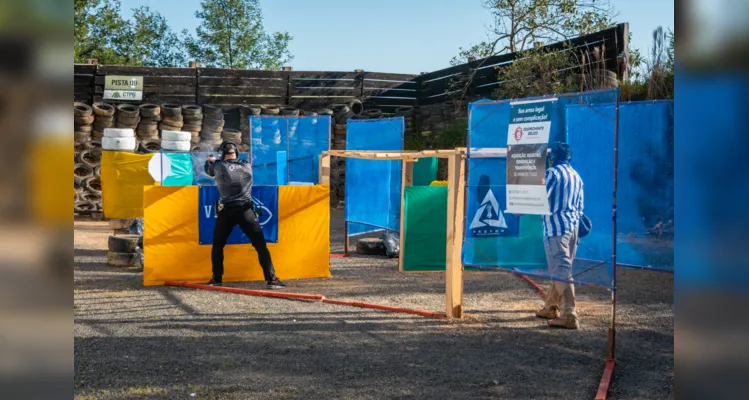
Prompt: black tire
<box><xmin>348</xmin><ymin>99</ymin><xmax>364</xmax><ymax>115</ymax></box>
<box><xmin>200</xmin><ymin>132</ymin><xmax>222</xmax><ymax>141</ymax></box>
<box><xmin>74</xmin><ymin>132</ymin><xmax>92</xmax><ymax>143</ymax></box>
<box><xmin>182</xmin><ymin>124</ymin><xmax>202</xmax><ymax>132</ymax></box>
<box><xmin>356</xmin><ymin>238</ymin><xmax>386</xmax><ymax>256</ymax></box>
<box><xmin>82</xmin><ymin>192</ymin><xmax>102</xmax><ymax>204</ymax></box>
<box><xmin>161</xmin><ymin>103</ymin><xmax>182</xmax><ymax>117</ymax></box>
<box><xmin>245</xmin><ymin>106</ymin><xmax>261</xmax><ymax>116</ymax></box>
<box><xmin>107</xmin><ymin>251</ymin><xmax>139</xmax><ymax>268</ymax></box>
<box><xmin>183</xmin><ymin>114</ymin><xmax>203</xmax><ymax>123</ymax></box>
<box><xmin>116</xmin><ymin>104</ymin><xmax>139</xmax><ymax>118</ymax></box>
<box><xmin>261</xmin><ymin>106</ymin><xmax>280</xmax><ymax>115</ymax></box>
<box><xmin>159</xmin><ymin>123</ymin><xmax>184</xmax><ymax>131</ymax></box>
<box><xmin>137</xmin><ymin>121</ymin><xmax>159</xmax><ymax>129</ymax></box>
<box><xmin>74</xmin><ymin>163</ymin><xmax>94</xmax><ymax>178</ymax></box>
<box><xmin>161</xmin><ymin>115</ymin><xmax>184</xmax><ymax>124</ymax></box>
<box><xmin>94</xmin><ymin>165</ymin><xmax>101</xmax><ymax>176</ymax></box>
<box><xmin>302</xmin><ymin>110</ymin><xmax>319</xmax><ymax>116</ymax></box>
<box><xmin>190</xmin><ymin>136</ymin><xmax>202</xmax><ymax>144</ymax></box>
<box><xmin>115</xmin><ymin>123</ymin><xmax>139</xmax><ymax>130</ymax></box>
<box><xmin>140</xmin><ymin>114</ymin><xmax>162</xmax><ymax>122</ymax></box>
<box><xmin>84</xmin><ymin>176</ymin><xmax>102</xmax><ymax>194</ymax></box>
<box><xmin>139</xmin><ymin>103</ymin><xmax>161</xmax><ymax>117</ymax></box>
<box><xmin>202</xmin><ymin>104</ymin><xmax>223</xmax><ymax>117</ymax></box>
<box><xmin>95</xmin><ymin>114</ymin><xmax>115</xmax><ymax>122</ymax></box>
<box><xmin>203</xmin><ymin>113</ymin><xmax>224</xmax><ymax>123</ymax></box>
<box><xmin>317</xmin><ymin>108</ymin><xmax>334</xmax><ymax>116</ymax></box>
<box><xmin>74</xmin><ymin>201</ymin><xmax>97</xmax><ymax>212</ymax></box>
<box><xmin>364</xmin><ymin>109</ymin><xmax>383</xmax><ymax>118</ymax></box>
<box><xmin>281</xmin><ymin>107</ymin><xmax>299</xmax><ymax>116</ymax></box>
<box><xmin>74</xmin><ymin>176</ymin><xmax>83</xmax><ymax>192</ymax></box>
<box><xmin>75</xmin><ymin>124</ymin><xmax>93</xmax><ymax>133</ymax></box>
<box><xmin>79</xmin><ymin>150</ymin><xmax>100</xmax><ymax>168</ymax></box>
<box><xmin>139</xmin><ymin>139</ymin><xmax>161</xmax><ymax>153</ymax></box>
<box><xmin>181</xmin><ymin>105</ymin><xmax>202</xmax><ymax>115</ymax></box>
<box><xmin>94</xmin><ymin>121</ymin><xmax>115</xmax><ymax>129</ymax></box>
<box><xmin>74</xmin><ymin>102</ymin><xmax>93</xmax><ymax>117</ymax></box>
<box><xmin>221</xmin><ymin>128</ymin><xmax>242</xmax><ymax>142</ymax></box>
<box><xmin>87</xmin><ymin>140</ymin><xmax>102</xmax><ymax>151</ymax></box>
<box><xmin>118</xmin><ymin>115</ymin><xmax>141</xmax><ymax>125</ymax></box>
<box><xmin>108</xmin><ymin>235</ymin><xmax>141</xmax><ymax>253</ymax></box>
<box><xmin>92</xmin><ymin>102</ymin><xmax>115</xmax><ymax>117</ymax></box>
<box><xmin>74</xmin><ymin>115</ymin><xmax>95</xmax><ymax>125</ymax></box>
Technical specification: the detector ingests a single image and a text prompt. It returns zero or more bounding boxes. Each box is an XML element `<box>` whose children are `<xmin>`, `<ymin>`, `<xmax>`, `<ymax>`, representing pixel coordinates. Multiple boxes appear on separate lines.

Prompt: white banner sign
<box><xmin>506</xmin><ymin>99</ymin><xmax>556</xmax><ymax>215</ymax></box>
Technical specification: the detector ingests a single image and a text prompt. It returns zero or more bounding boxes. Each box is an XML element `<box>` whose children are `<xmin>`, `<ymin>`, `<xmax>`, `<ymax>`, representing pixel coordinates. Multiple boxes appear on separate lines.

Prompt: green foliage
<box><xmin>435</xmin><ymin>119</ymin><xmax>469</xmax><ymax>150</ymax></box>
<box><xmin>493</xmin><ymin>47</ymin><xmax>578</xmax><ymax>99</ymax></box>
<box><xmin>453</xmin><ymin>0</ymin><xmax>614</xmax><ymax>66</ymax></box>
<box><xmin>183</xmin><ymin>0</ymin><xmax>293</xmax><ymax>69</ymax></box>
<box><xmin>74</xmin><ymin>0</ymin><xmax>184</xmax><ymax>66</ymax></box>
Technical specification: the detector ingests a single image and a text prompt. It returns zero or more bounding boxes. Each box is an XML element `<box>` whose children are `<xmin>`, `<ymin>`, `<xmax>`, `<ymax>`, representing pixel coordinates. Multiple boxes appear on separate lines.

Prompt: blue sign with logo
<box><xmin>466</xmin><ymin>186</ymin><xmax>519</xmax><ymax>238</ymax></box>
<box><xmin>198</xmin><ymin>185</ymin><xmax>279</xmax><ymax>245</ymax></box>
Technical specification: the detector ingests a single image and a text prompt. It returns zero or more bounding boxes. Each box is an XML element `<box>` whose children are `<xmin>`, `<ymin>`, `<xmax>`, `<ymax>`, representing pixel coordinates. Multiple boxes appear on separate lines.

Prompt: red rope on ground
<box><xmin>322</xmin><ymin>299</ymin><xmax>446</xmax><ymax>319</ymax></box>
<box><xmin>595</xmin><ymin>359</ymin><xmax>616</xmax><ymax>400</ymax></box>
<box><xmin>329</xmin><ymin>253</ymin><xmax>349</xmax><ymax>258</ymax></box>
<box><xmin>165</xmin><ymin>281</ymin><xmax>445</xmax><ymax>319</ymax></box>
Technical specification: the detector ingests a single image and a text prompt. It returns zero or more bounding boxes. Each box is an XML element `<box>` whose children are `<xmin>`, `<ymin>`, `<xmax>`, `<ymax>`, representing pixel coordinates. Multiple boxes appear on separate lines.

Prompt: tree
<box><xmin>183</xmin><ymin>0</ymin><xmax>292</xmax><ymax>69</ymax></box>
<box><xmin>452</xmin><ymin>0</ymin><xmax>614</xmax><ymax>65</ymax></box>
<box><xmin>74</xmin><ymin>0</ymin><xmax>185</xmax><ymax>67</ymax></box>
<box><xmin>125</xmin><ymin>7</ymin><xmax>187</xmax><ymax>67</ymax></box>
<box><xmin>74</xmin><ymin>0</ymin><xmax>129</xmax><ymax>64</ymax></box>
<box><xmin>645</xmin><ymin>26</ymin><xmax>672</xmax><ymax>99</ymax></box>
<box><xmin>493</xmin><ymin>45</ymin><xmax>578</xmax><ymax>99</ymax></box>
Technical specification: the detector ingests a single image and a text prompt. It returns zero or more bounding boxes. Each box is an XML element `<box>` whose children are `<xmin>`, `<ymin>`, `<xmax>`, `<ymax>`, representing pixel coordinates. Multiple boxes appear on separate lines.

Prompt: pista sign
<box><xmin>103</xmin><ymin>75</ymin><xmax>143</xmax><ymax>100</ymax></box>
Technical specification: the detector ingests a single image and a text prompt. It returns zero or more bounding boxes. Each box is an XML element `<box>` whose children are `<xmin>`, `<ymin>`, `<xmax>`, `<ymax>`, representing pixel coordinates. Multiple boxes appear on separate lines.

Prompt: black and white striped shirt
<box><xmin>543</xmin><ymin>162</ymin><xmax>584</xmax><ymax>237</ymax></box>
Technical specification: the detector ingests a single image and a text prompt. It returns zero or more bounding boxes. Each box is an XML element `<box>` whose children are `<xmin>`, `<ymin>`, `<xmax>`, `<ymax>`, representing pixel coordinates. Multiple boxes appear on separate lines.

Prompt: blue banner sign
<box><xmin>198</xmin><ymin>185</ymin><xmax>279</xmax><ymax>245</ymax></box>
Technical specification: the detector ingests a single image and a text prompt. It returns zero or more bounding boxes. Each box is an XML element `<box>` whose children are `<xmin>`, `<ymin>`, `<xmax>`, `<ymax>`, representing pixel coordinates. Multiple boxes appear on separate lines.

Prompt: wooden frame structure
<box><xmin>320</xmin><ymin>149</ymin><xmax>467</xmax><ymax>318</ymax></box>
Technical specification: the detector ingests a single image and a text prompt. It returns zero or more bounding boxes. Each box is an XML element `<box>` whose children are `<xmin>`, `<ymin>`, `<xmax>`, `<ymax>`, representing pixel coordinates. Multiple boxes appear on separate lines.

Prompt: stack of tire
<box><xmin>261</xmin><ymin>106</ymin><xmax>280</xmax><ymax>116</ymax></box>
<box><xmin>91</xmin><ymin>102</ymin><xmax>116</xmax><ymax>141</ymax></box>
<box><xmin>74</xmin><ymin>142</ymin><xmax>103</xmax><ymax>214</ymax></box>
<box><xmin>329</xmin><ymin>157</ymin><xmax>346</xmax><ymax>207</ymax></box>
<box><xmin>159</xmin><ymin>104</ymin><xmax>184</xmax><ymax>133</ymax></box>
<box><xmin>115</xmin><ymin>104</ymin><xmax>140</xmax><ymax>130</ymax></box>
<box><xmin>181</xmin><ymin>105</ymin><xmax>203</xmax><ymax>146</ymax></box>
<box><xmin>240</xmin><ymin>105</ymin><xmax>261</xmax><ymax>148</ymax></box>
<box><xmin>74</xmin><ymin>102</ymin><xmax>95</xmax><ymax>143</ymax></box>
<box><xmin>332</xmin><ymin>123</ymin><xmax>346</xmax><ymax>150</ymax></box>
<box><xmin>199</xmin><ymin>105</ymin><xmax>224</xmax><ymax>150</ymax></box>
<box><xmin>102</xmin><ymin>128</ymin><xmax>137</xmax><ymax>152</ymax></box>
<box><xmin>107</xmin><ymin>234</ymin><xmax>142</xmax><ymax>268</ymax></box>
<box><xmin>161</xmin><ymin>130</ymin><xmax>191</xmax><ymax>152</ymax></box>
<box><xmin>136</xmin><ymin>103</ymin><xmax>161</xmax><ymax>151</ymax></box>
<box><xmin>361</xmin><ymin>108</ymin><xmax>383</xmax><ymax>119</ymax></box>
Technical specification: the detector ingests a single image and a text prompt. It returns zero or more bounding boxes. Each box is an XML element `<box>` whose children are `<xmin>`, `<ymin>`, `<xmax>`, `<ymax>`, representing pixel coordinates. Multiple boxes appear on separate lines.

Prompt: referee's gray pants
<box><xmin>543</xmin><ymin>228</ymin><xmax>578</xmax><ymax>318</ymax></box>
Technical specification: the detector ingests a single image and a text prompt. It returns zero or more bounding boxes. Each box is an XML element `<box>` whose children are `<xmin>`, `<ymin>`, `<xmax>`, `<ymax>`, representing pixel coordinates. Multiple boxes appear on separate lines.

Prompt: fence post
<box><xmin>445</xmin><ymin>151</ymin><xmax>465</xmax><ymax>318</ymax></box>
<box><xmin>354</xmin><ymin>70</ymin><xmax>365</xmax><ymax>101</ymax></box>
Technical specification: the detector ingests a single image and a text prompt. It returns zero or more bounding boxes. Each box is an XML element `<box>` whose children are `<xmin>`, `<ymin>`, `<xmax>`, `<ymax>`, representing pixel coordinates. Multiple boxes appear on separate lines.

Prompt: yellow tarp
<box><xmin>143</xmin><ymin>185</ymin><xmax>331</xmax><ymax>286</ymax></box>
<box><xmin>33</xmin><ymin>139</ymin><xmax>72</xmax><ymax>225</ymax></box>
<box><xmin>101</xmin><ymin>151</ymin><xmax>156</xmax><ymax>219</ymax></box>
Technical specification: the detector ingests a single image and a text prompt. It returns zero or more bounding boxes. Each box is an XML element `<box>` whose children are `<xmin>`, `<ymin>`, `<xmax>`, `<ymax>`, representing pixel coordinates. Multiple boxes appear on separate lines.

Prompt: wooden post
<box><xmin>445</xmin><ymin>152</ymin><xmax>465</xmax><ymax>318</ymax></box>
<box><xmin>398</xmin><ymin>160</ymin><xmax>414</xmax><ymax>272</ymax></box>
<box><xmin>319</xmin><ymin>154</ymin><xmax>330</xmax><ymax>185</ymax></box>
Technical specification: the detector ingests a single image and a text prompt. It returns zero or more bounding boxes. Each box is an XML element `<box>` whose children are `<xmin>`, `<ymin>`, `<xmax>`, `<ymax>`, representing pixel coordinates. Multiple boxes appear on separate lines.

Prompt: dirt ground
<box><xmin>74</xmin><ymin>209</ymin><xmax>673</xmax><ymax>399</ymax></box>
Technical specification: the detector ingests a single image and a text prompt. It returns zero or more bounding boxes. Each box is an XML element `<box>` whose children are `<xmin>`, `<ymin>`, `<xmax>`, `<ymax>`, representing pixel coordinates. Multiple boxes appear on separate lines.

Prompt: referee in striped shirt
<box><xmin>536</xmin><ymin>142</ymin><xmax>584</xmax><ymax>329</ymax></box>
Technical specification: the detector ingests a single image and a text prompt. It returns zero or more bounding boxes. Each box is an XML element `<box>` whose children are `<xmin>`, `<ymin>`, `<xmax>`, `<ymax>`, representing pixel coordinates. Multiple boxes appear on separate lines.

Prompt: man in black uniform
<box><xmin>204</xmin><ymin>141</ymin><xmax>285</xmax><ymax>289</ymax></box>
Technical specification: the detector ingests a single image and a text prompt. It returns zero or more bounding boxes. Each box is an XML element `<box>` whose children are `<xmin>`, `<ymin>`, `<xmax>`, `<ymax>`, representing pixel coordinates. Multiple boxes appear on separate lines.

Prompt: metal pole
<box><xmin>606</xmin><ymin>90</ymin><xmax>620</xmax><ymax>360</ymax></box>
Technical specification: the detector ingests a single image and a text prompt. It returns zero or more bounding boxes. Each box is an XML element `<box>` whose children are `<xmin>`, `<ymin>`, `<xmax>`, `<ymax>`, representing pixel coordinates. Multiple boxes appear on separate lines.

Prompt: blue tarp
<box><xmin>345</xmin><ymin>117</ymin><xmax>404</xmax><ymax>236</ymax></box>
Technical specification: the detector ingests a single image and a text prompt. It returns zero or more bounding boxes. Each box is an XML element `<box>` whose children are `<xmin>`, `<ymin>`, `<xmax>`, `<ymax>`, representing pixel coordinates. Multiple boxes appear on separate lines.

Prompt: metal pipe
<box><xmin>607</xmin><ymin>89</ymin><xmax>621</xmax><ymax>361</ymax></box>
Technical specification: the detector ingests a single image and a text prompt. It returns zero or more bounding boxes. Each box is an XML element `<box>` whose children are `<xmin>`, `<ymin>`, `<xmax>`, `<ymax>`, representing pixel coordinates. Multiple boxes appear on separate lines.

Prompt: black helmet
<box><xmin>218</xmin><ymin>141</ymin><xmax>238</xmax><ymax>160</ymax></box>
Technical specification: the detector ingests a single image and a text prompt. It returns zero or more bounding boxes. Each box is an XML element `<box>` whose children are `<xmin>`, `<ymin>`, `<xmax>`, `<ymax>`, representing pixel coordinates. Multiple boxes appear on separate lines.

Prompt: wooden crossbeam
<box><xmin>324</xmin><ymin>148</ymin><xmax>465</xmax><ymax>160</ymax></box>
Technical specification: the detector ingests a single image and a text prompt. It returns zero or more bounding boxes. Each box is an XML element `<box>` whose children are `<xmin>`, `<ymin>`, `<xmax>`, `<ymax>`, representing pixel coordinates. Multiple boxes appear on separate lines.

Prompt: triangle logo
<box><xmin>470</xmin><ymin>190</ymin><xmax>508</xmax><ymax>233</ymax></box>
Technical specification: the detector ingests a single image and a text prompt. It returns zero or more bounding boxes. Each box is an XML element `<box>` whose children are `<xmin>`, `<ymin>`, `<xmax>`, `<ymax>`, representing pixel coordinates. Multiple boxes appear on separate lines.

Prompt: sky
<box><xmin>120</xmin><ymin>0</ymin><xmax>674</xmax><ymax>74</ymax></box>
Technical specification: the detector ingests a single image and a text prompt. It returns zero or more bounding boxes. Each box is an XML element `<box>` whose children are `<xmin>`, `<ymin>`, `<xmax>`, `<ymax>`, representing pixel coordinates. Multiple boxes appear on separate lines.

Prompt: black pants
<box><xmin>212</xmin><ymin>202</ymin><xmax>276</xmax><ymax>282</ymax></box>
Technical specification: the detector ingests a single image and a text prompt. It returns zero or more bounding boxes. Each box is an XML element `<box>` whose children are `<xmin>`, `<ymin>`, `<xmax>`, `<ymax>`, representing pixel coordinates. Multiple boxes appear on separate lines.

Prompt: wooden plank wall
<box><xmin>72</xmin><ymin>23</ymin><xmax>626</xmax><ymax>111</ymax></box>
<box><xmin>73</xmin><ymin>65</ymin><xmax>419</xmax><ymax>113</ymax></box>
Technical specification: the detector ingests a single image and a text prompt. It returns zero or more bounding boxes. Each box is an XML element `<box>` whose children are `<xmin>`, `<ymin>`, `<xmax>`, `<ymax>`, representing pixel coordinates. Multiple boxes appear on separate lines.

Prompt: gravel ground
<box><xmin>75</xmin><ymin>210</ymin><xmax>673</xmax><ymax>399</ymax></box>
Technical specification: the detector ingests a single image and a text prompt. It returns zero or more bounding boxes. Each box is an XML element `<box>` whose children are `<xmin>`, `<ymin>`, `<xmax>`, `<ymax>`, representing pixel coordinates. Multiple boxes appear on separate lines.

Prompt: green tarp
<box><xmin>402</xmin><ymin>186</ymin><xmax>447</xmax><ymax>271</ymax></box>
<box><xmin>402</xmin><ymin>186</ymin><xmax>546</xmax><ymax>271</ymax></box>
<box><xmin>412</xmin><ymin>157</ymin><xmax>438</xmax><ymax>186</ymax></box>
